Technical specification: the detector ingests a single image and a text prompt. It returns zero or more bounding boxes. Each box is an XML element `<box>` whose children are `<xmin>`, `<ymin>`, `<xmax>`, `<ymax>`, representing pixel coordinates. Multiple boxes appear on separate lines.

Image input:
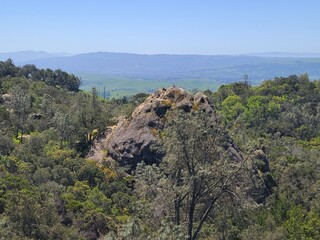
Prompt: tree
<box><xmin>72</xmin><ymin>90</ymin><xmax>109</xmax><ymax>154</ymax></box>
<box><xmin>18</xmin><ymin>64</ymin><xmax>37</xmax><ymax>79</ymax></box>
<box><xmin>243</xmin><ymin>95</ymin><xmax>281</xmax><ymax>128</ymax></box>
<box><xmin>9</xmin><ymin>86</ymin><xmax>31</xmax><ymax>142</ymax></box>
<box><xmin>0</xmin><ymin>135</ymin><xmax>14</xmax><ymax>155</ymax></box>
<box><xmin>284</xmin><ymin>205</ymin><xmax>320</xmax><ymax>240</ymax></box>
<box><xmin>53</xmin><ymin>111</ymin><xmax>74</xmax><ymax>148</ymax></box>
<box><xmin>135</xmin><ymin>110</ymin><xmax>247</xmax><ymax>240</ymax></box>
<box><xmin>221</xmin><ymin>94</ymin><xmax>245</xmax><ymax>125</ymax></box>
<box><xmin>0</xmin><ymin>59</ymin><xmax>18</xmax><ymax>77</ymax></box>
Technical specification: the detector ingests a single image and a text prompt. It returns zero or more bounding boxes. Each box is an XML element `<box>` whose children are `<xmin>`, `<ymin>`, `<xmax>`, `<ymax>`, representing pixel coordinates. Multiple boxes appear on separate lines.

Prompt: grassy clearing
<box><xmin>79</xmin><ymin>73</ymin><xmax>219</xmax><ymax>98</ymax></box>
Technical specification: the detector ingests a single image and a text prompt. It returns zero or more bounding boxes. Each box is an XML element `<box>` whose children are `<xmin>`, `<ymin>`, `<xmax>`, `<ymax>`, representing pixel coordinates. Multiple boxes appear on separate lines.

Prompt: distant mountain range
<box><xmin>1</xmin><ymin>51</ymin><xmax>320</xmax><ymax>96</ymax></box>
<box><xmin>244</xmin><ymin>52</ymin><xmax>320</xmax><ymax>58</ymax></box>
<box><xmin>0</xmin><ymin>51</ymin><xmax>72</xmax><ymax>63</ymax></box>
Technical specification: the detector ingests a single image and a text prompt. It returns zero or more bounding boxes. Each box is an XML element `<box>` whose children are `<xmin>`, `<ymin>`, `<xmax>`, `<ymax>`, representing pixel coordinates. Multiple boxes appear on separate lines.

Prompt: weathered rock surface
<box><xmin>105</xmin><ymin>87</ymin><xmax>213</xmax><ymax>168</ymax></box>
<box><xmin>247</xmin><ymin>150</ymin><xmax>277</xmax><ymax>204</ymax></box>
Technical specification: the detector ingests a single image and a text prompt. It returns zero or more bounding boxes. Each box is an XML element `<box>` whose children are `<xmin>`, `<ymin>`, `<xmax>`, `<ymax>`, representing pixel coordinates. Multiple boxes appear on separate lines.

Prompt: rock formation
<box><xmin>88</xmin><ymin>87</ymin><xmax>276</xmax><ymax>203</ymax></box>
<box><xmin>88</xmin><ymin>87</ymin><xmax>215</xmax><ymax>166</ymax></box>
<box><xmin>105</xmin><ymin>87</ymin><xmax>213</xmax><ymax>168</ymax></box>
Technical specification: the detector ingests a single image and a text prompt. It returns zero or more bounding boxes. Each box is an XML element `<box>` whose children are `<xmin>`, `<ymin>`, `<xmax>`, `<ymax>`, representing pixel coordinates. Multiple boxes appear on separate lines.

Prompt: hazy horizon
<box><xmin>3</xmin><ymin>50</ymin><xmax>320</xmax><ymax>57</ymax></box>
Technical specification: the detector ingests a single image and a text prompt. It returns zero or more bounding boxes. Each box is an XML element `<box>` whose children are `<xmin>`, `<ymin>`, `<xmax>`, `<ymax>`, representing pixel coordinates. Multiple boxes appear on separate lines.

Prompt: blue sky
<box><xmin>1</xmin><ymin>0</ymin><xmax>319</xmax><ymax>54</ymax></box>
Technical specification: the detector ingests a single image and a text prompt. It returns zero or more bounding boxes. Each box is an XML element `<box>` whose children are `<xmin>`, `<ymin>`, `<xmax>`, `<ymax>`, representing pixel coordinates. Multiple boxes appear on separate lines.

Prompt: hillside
<box><xmin>12</xmin><ymin>52</ymin><xmax>320</xmax><ymax>81</ymax></box>
<box><xmin>3</xmin><ymin>51</ymin><xmax>320</xmax><ymax>97</ymax></box>
<box><xmin>0</xmin><ymin>60</ymin><xmax>320</xmax><ymax>239</ymax></box>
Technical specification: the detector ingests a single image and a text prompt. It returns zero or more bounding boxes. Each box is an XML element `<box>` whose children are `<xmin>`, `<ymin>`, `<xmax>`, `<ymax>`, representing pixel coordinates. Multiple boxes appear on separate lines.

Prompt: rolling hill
<box><xmin>2</xmin><ymin>51</ymin><xmax>320</xmax><ymax>97</ymax></box>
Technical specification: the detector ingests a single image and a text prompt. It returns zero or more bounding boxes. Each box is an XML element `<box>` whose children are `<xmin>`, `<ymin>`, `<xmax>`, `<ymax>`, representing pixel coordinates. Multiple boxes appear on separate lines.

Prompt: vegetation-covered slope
<box><xmin>0</xmin><ymin>59</ymin><xmax>320</xmax><ymax>239</ymax></box>
<box><xmin>212</xmin><ymin>74</ymin><xmax>320</xmax><ymax>239</ymax></box>
<box><xmin>0</xmin><ymin>60</ymin><xmax>145</xmax><ymax>239</ymax></box>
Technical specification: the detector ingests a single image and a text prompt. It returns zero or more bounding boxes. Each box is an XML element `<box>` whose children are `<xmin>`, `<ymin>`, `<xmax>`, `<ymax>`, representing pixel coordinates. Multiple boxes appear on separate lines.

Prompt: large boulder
<box><xmin>106</xmin><ymin>87</ymin><xmax>213</xmax><ymax>168</ymax></box>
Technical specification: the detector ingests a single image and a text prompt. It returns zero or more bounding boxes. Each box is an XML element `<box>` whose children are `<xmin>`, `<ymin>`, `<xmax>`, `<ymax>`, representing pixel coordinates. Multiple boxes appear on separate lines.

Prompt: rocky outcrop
<box><xmin>105</xmin><ymin>87</ymin><xmax>213</xmax><ymax>168</ymax></box>
<box><xmin>88</xmin><ymin>87</ymin><xmax>276</xmax><ymax>204</ymax></box>
<box><xmin>246</xmin><ymin>150</ymin><xmax>277</xmax><ymax>204</ymax></box>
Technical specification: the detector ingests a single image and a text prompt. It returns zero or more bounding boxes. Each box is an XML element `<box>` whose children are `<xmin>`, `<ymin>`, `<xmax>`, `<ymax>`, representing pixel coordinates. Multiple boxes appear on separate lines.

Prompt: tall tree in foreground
<box><xmin>9</xmin><ymin>86</ymin><xmax>31</xmax><ymax>142</ymax></box>
<box><xmin>135</xmin><ymin>110</ymin><xmax>248</xmax><ymax>240</ymax></box>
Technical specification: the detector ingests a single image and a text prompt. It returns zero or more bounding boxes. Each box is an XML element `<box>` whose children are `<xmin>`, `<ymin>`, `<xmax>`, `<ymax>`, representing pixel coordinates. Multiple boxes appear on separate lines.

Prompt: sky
<box><xmin>1</xmin><ymin>0</ymin><xmax>320</xmax><ymax>55</ymax></box>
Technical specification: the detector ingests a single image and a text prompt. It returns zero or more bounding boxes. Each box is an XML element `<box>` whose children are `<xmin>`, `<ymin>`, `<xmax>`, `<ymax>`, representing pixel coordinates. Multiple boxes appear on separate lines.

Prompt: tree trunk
<box><xmin>174</xmin><ymin>197</ymin><xmax>181</xmax><ymax>225</ymax></box>
<box><xmin>187</xmin><ymin>195</ymin><xmax>196</xmax><ymax>240</ymax></box>
<box><xmin>20</xmin><ymin>129</ymin><xmax>24</xmax><ymax>144</ymax></box>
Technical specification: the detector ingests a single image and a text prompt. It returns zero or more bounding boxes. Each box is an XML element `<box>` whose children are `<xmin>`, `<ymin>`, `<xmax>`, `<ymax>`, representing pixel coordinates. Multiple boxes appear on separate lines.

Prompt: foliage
<box><xmin>0</xmin><ymin>61</ymin><xmax>137</xmax><ymax>239</ymax></box>
<box><xmin>221</xmin><ymin>94</ymin><xmax>245</xmax><ymax>124</ymax></box>
<box><xmin>212</xmin><ymin>73</ymin><xmax>320</xmax><ymax>239</ymax></box>
<box><xmin>1</xmin><ymin>66</ymin><xmax>320</xmax><ymax>239</ymax></box>
<box><xmin>134</xmin><ymin>110</ymin><xmax>249</xmax><ymax>240</ymax></box>
<box><xmin>0</xmin><ymin>59</ymin><xmax>80</xmax><ymax>91</ymax></box>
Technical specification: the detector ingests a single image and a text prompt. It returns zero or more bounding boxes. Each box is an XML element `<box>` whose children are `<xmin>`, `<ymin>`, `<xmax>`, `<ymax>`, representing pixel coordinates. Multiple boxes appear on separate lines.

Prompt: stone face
<box><xmin>106</xmin><ymin>87</ymin><xmax>213</xmax><ymax>168</ymax></box>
